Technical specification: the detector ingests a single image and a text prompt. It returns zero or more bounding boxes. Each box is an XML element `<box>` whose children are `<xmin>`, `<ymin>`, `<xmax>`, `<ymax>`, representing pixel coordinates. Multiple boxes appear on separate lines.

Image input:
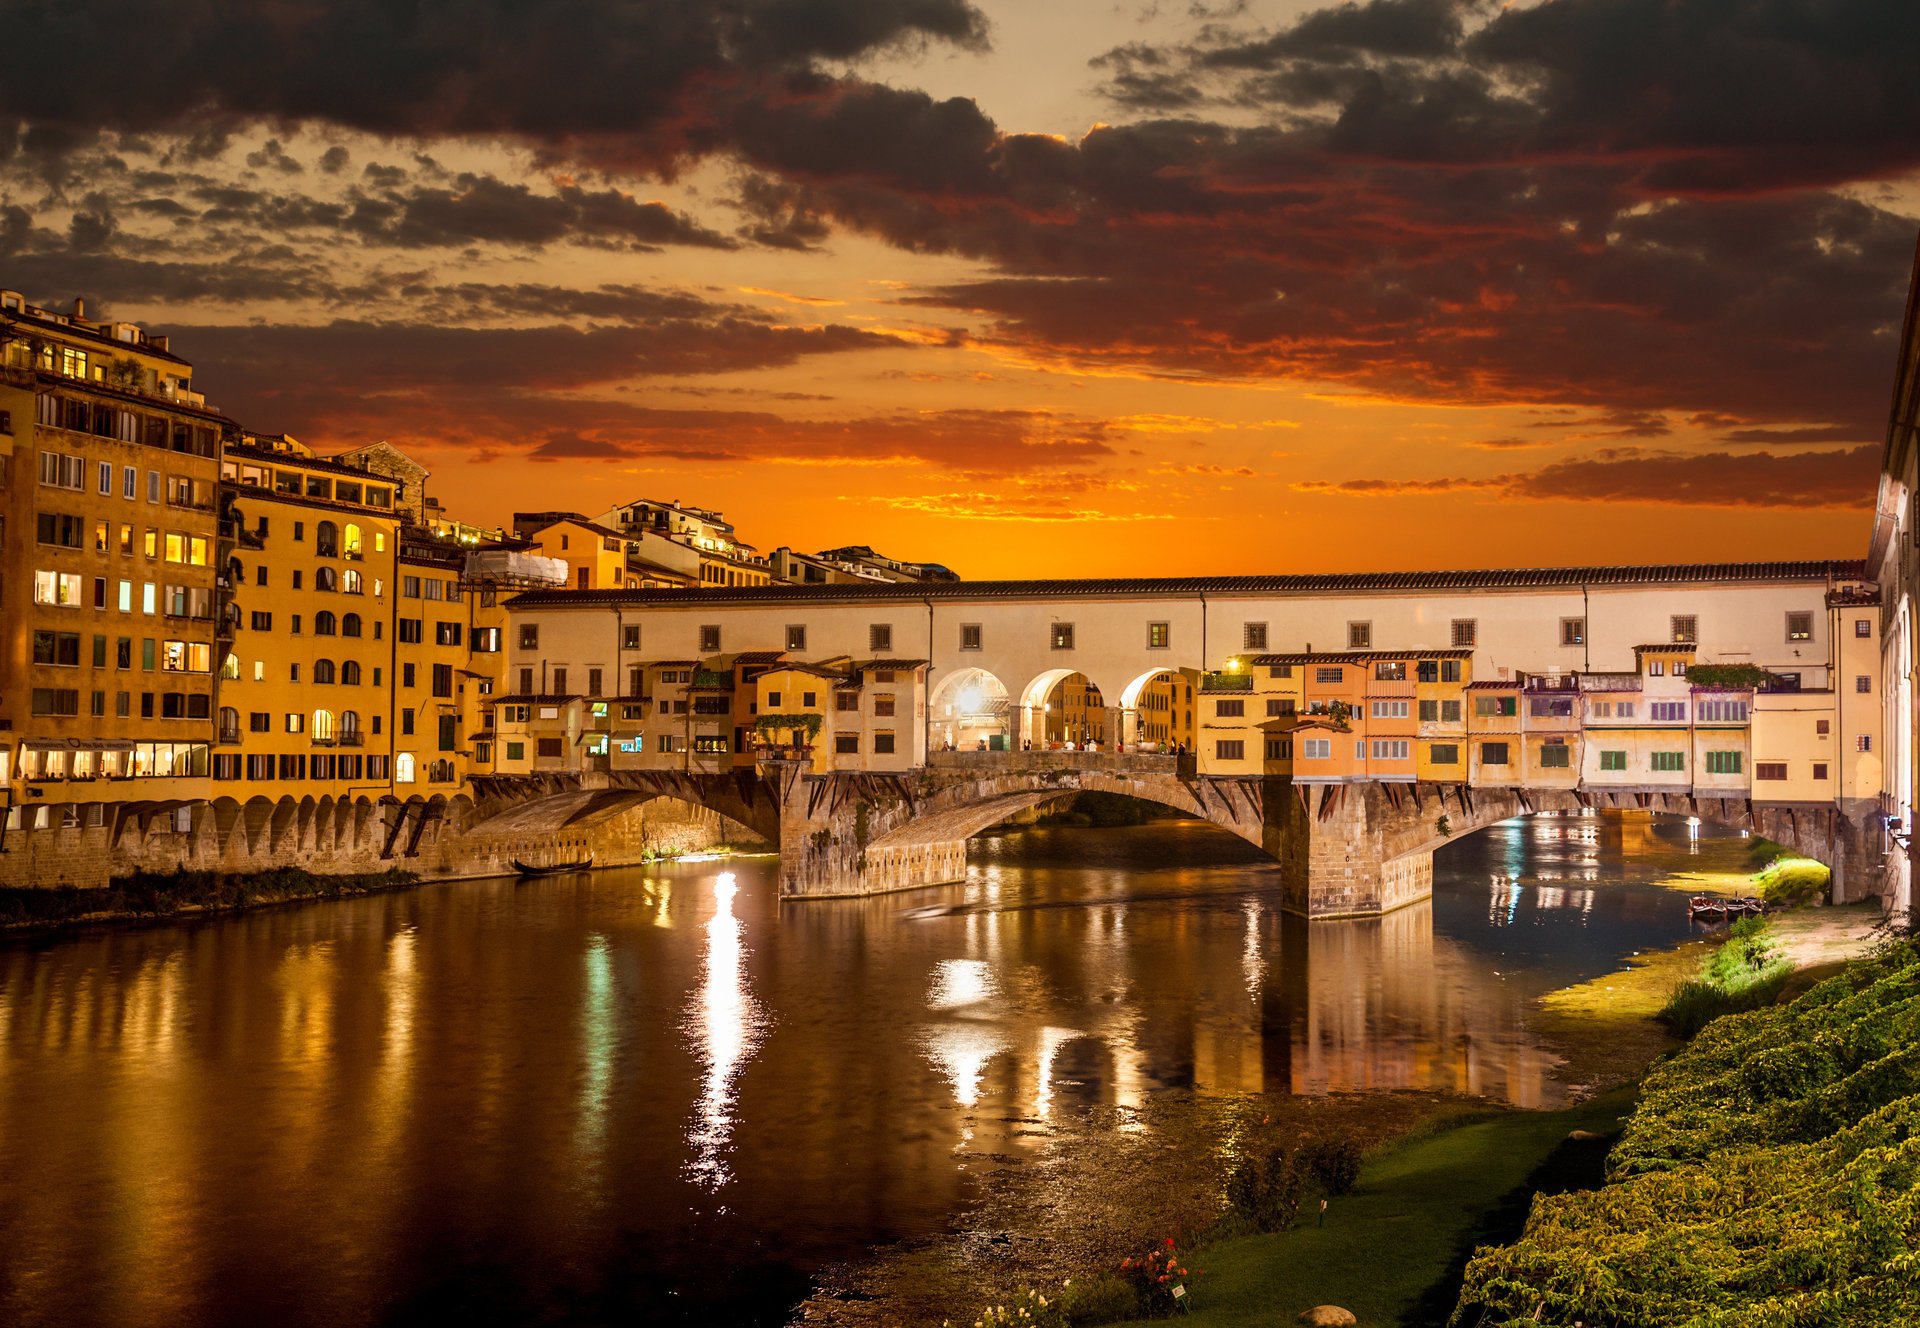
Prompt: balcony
<box><xmin>337</xmin><ymin>731</ymin><xmax>365</xmax><ymax>748</ymax></box>
<box><xmin>216</xmin><ymin>725</ymin><xmax>241</xmax><ymax>746</ymax></box>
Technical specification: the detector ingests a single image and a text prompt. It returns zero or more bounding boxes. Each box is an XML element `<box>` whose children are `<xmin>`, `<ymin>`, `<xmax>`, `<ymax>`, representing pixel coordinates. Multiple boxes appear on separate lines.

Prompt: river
<box><xmin>0</xmin><ymin>811</ymin><xmax>1748</xmax><ymax>1327</ymax></box>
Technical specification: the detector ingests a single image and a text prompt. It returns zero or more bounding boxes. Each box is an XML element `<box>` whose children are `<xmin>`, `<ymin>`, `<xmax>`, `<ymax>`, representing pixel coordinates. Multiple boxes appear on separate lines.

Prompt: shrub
<box><xmin>1297</xmin><ymin>1134</ymin><xmax>1364</xmax><ymax>1197</ymax></box>
<box><xmin>1226</xmin><ymin>1145</ymin><xmax>1306</xmax><ymax>1232</ymax></box>
<box><xmin>1756</xmin><ymin>855</ymin><xmax>1831</xmax><ymax>907</ymax></box>
<box><xmin>1454</xmin><ymin>938</ymin><xmax>1920</xmax><ymax>1327</ymax></box>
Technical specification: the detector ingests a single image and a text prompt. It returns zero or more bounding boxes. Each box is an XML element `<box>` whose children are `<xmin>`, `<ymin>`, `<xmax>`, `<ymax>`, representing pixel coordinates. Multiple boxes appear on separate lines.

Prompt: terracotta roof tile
<box><xmin>507</xmin><ymin>560</ymin><xmax>1863</xmax><ymax>609</ymax></box>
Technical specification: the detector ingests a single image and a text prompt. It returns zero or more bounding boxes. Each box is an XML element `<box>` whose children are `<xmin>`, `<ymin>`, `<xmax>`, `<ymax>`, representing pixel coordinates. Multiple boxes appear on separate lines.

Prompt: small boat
<box><xmin>513</xmin><ymin>856</ymin><xmax>594</xmax><ymax>877</ymax></box>
<box><xmin>1688</xmin><ymin>895</ymin><xmax>1729</xmax><ymax>918</ymax></box>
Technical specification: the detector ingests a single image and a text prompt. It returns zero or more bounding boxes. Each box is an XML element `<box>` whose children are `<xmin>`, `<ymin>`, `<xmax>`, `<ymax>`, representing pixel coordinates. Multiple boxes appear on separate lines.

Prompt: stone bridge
<box><xmin>465</xmin><ymin>753</ymin><xmax>1887</xmax><ymax>916</ymax></box>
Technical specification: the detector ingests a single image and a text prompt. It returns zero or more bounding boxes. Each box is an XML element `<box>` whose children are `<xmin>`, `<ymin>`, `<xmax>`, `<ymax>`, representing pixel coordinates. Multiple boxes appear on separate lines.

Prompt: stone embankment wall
<box><xmin>0</xmin><ymin>794</ymin><xmax>742</xmax><ymax>890</ymax></box>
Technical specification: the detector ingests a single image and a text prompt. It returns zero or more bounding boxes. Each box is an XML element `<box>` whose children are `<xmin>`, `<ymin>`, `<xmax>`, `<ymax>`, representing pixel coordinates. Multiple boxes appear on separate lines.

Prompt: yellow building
<box><xmin>1</xmin><ymin>291</ymin><xmax>226</xmax><ymax>840</ymax></box>
<box><xmin>1413</xmin><ymin>653</ymin><xmax>1471</xmax><ymax>780</ymax></box>
<box><xmin>392</xmin><ymin>543</ymin><xmax>479</xmax><ymax>793</ymax></box>
<box><xmin>215</xmin><ymin>436</ymin><xmax>400</xmax><ymax>799</ymax></box>
<box><xmin>1134</xmin><ymin>669</ymin><xmax>1195</xmax><ymax>751</ymax></box>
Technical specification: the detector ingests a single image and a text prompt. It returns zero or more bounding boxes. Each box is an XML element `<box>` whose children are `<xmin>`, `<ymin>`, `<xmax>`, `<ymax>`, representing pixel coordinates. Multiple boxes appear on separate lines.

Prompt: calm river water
<box><xmin>0</xmin><ymin>812</ymin><xmax>1747</xmax><ymax>1327</ymax></box>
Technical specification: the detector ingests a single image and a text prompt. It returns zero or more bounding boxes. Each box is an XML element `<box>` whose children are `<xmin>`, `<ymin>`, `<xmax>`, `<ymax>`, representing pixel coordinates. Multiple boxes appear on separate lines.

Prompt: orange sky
<box><xmin>1</xmin><ymin>0</ymin><xmax>1910</xmax><ymax>576</ymax></box>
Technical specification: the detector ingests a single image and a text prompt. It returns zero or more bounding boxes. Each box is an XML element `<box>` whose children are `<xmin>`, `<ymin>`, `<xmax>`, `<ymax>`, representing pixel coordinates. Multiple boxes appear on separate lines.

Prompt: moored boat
<box><xmin>513</xmin><ymin>856</ymin><xmax>595</xmax><ymax>877</ymax></box>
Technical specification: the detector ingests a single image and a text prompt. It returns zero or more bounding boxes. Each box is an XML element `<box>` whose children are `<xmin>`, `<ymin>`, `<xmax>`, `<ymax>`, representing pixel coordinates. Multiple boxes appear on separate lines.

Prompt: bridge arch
<box><xmin>929</xmin><ymin>667</ymin><xmax>1012</xmax><ymax>752</ymax></box>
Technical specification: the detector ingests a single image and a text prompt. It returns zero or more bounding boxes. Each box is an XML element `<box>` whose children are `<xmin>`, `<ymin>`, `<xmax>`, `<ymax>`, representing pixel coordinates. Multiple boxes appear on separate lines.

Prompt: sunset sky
<box><xmin>2</xmin><ymin>0</ymin><xmax>1916</xmax><ymax>577</ymax></box>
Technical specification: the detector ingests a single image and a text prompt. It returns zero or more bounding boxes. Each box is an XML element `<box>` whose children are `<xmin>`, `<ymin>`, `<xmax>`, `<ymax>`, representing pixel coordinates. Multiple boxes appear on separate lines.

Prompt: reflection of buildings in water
<box><xmin>684</xmin><ymin>872</ymin><xmax>768</xmax><ymax>1188</ymax></box>
<box><xmin>1486</xmin><ymin>877</ymin><xmax>1597</xmax><ymax>925</ymax></box>
<box><xmin>919</xmin><ymin>886</ymin><xmax>1269</xmax><ymax>1124</ymax></box>
<box><xmin>1291</xmin><ymin>903</ymin><xmax>1562</xmax><ymax>1108</ymax></box>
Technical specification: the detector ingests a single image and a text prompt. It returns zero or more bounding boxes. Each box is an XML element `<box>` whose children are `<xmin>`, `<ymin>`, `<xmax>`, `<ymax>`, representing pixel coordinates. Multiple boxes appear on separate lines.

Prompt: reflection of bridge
<box><xmin>471</xmin><ymin>751</ymin><xmax>1878</xmax><ymax>916</ymax></box>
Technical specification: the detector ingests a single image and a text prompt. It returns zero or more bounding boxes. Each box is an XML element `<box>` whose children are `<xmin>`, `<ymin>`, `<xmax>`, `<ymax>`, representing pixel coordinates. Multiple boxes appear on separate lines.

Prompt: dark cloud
<box><xmin>1295</xmin><ymin>445</ymin><xmax>1878</xmax><ymax>509</ymax></box>
<box><xmin>348</xmin><ymin>175</ymin><xmax>738</xmax><ymax>251</ymax></box>
<box><xmin>0</xmin><ymin>0</ymin><xmax>987</xmax><ymax>166</ymax></box>
<box><xmin>171</xmin><ymin>316</ymin><xmax>902</xmax><ymax>400</ymax></box>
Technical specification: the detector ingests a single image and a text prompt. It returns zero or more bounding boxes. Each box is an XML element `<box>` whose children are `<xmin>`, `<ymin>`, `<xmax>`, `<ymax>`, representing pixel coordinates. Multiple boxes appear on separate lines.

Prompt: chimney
<box><xmin>73</xmin><ymin>297</ymin><xmax>86</xmax><ymax>320</ymax></box>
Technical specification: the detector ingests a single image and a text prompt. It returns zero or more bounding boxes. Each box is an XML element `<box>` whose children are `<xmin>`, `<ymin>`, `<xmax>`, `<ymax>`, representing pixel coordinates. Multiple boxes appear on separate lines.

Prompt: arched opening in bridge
<box><xmin>1118</xmin><ymin>668</ymin><xmax>1198</xmax><ymax>753</ymax></box>
<box><xmin>1430</xmin><ymin>808</ymin><xmax>1834</xmax><ymax>931</ymax></box>
<box><xmin>1022</xmin><ymin>670</ymin><xmax>1108</xmax><ymax>749</ymax></box>
<box><xmin>929</xmin><ymin>667</ymin><xmax>1011</xmax><ymax>752</ymax></box>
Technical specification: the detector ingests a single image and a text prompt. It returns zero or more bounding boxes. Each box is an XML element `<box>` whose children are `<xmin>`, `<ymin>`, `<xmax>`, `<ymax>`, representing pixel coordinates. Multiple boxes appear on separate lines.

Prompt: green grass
<box><xmin>1097</xmin><ymin>1091</ymin><xmax>1635</xmax><ymax>1328</ymax></box>
<box><xmin>1657</xmin><ymin>916</ymin><xmax>1792</xmax><ymax>1037</ymax></box>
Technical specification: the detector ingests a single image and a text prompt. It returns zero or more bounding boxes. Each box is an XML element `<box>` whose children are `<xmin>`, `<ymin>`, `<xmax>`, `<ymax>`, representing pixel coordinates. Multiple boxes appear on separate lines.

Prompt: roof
<box><xmin>504</xmin><ymin>560</ymin><xmax>1864</xmax><ymax>609</ymax></box>
<box><xmin>732</xmin><ymin>650</ymin><xmax>786</xmax><ymax>663</ymax></box>
<box><xmin>1633</xmin><ymin>643</ymin><xmax>1700</xmax><ymax>654</ymax></box>
<box><xmin>2</xmin><ymin>304</ymin><xmax>192</xmax><ymax>366</ymax></box>
<box><xmin>224</xmin><ymin>442</ymin><xmax>401</xmax><ymax>486</ymax></box>
<box><xmin>1827</xmin><ymin>588</ymin><xmax>1882</xmax><ymax>607</ymax></box>
<box><xmin>1250</xmin><ymin>649</ymin><xmax>1475</xmax><ymax>665</ymax></box>
<box><xmin>856</xmin><ymin>658</ymin><xmax>931</xmax><ymax>671</ymax></box>
<box><xmin>1464</xmin><ymin>681</ymin><xmax>1521</xmax><ymax>690</ymax></box>
<box><xmin>647</xmin><ymin>659</ymin><xmax>697</xmax><ymax>668</ymax></box>
<box><xmin>490</xmin><ymin>693</ymin><xmax>583</xmax><ymax>705</ymax></box>
<box><xmin>760</xmin><ymin>662</ymin><xmax>853</xmax><ymax>681</ymax></box>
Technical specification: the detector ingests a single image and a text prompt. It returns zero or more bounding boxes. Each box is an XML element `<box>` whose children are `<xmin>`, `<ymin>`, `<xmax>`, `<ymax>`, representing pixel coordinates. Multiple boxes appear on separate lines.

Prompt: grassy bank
<box><xmin>1093</xmin><ymin>1091</ymin><xmax>1636</xmax><ymax>1328</ymax></box>
<box><xmin>0</xmin><ymin>865</ymin><xmax>421</xmax><ymax>931</ymax></box>
<box><xmin>1656</xmin><ymin>915</ymin><xmax>1793</xmax><ymax>1037</ymax></box>
<box><xmin>1455</xmin><ymin>933</ymin><xmax>1920</xmax><ymax>1327</ymax></box>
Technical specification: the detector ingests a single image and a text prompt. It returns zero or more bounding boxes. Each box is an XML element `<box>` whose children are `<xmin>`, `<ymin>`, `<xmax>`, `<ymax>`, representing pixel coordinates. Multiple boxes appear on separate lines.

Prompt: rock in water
<box><xmin>1297</xmin><ymin>1308</ymin><xmax>1358</xmax><ymax>1326</ymax></box>
<box><xmin>1567</xmin><ymin>1128</ymin><xmax>1604</xmax><ymax>1141</ymax></box>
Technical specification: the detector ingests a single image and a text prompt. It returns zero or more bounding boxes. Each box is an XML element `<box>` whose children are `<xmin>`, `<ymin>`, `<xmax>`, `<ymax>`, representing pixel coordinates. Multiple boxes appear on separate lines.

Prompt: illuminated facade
<box><xmin>0</xmin><ymin>291</ymin><xmax>225</xmax><ymax>843</ymax></box>
<box><xmin>214</xmin><ymin>437</ymin><xmax>401</xmax><ymax>799</ymax></box>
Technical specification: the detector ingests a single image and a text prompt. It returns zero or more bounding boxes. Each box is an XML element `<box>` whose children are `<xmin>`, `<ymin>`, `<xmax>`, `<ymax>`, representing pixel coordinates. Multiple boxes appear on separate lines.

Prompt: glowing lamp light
<box><xmin>958</xmin><ymin>687</ymin><xmax>981</xmax><ymax>712</ymax></box>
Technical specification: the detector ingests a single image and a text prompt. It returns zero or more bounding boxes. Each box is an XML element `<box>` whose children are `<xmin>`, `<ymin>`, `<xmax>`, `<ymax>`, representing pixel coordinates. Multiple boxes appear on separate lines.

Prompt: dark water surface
<box><xmin>0</xmin><ymin>812</ymin><xmax>1747</xmax><ymax>1326</ymax></box>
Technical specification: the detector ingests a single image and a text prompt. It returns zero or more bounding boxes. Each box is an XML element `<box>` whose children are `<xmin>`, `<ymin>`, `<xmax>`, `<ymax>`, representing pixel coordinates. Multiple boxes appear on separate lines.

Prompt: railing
<box><xmin>216</xmin><ymin>726</ymin><xmax>241</xmax><ymax>745</ymax></box>
<box><xmin>337</xmin><ymin>731</ymin><xmax>364</xmax><ymax>748</ymax></box>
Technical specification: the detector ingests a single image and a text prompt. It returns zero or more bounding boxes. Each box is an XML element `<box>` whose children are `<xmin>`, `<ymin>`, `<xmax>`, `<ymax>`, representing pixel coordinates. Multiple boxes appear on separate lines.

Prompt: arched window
<box><xmin>341</xmin><ymin>660</ymin><xmax>362</xmax><ymax>685</ymax></box>
<box><xmin>342</xmin><ymin>568</ymin><xmax>362</xmax><ymax>595</ymax></box>
<box><xmin>312</xmin><ymin>708</ymin><xmax>336</xmax><ymax>742</ymax></box>
<box><xmin>342</xmin><ymin>613</ymin><xmax>362</xmax><ymax>637</ymax></box>
<box><xmin>218</xmin><ymin>706</ymin><xmax>239</xmax><ymax>742</ymax></box>
<box><xmin>340</xmin><ymin>710</ymin><xmax>361</xmax><ymax>745</ymax></box>
<box><xmin>226</xmin><ymin>557</ymin><xmax>244</xmax><ymax>583</ymax></box>
<box><xmin>316</xmin><ymin>566</ymin><xmax>338</xmax><ymax>592</ymax></box>
<box><xmin>343</xmin><ymin>523</ymin><xmax>363</xmax><ymax>558</ymax></box>
<box><xmin>427</xmin><ymin>759</ymin><xmax>456</xmax><ymax>784</ymax></box>
<box><xmin>219</xmin><ymin>652</ymin><xmax>240</xmax><ymax>679</ymax></box>
<box><xmin>314</xmin><ymin>611</ymin><xmax>337</xmax><ymax>636</ymax></box>
<box><xmin>314</xmin><ymin>659</ymin><xmax>336</xmax><ymax>684</ymax></box>
<box><xmin>395</xmin><ymin>752</ymin><xmax>416</xmax><ymax>784</ymax></box>
<box><xmin>315</xmin><ymin>520</ymin><xmax>338</xmax><ymax>557</ymax></box>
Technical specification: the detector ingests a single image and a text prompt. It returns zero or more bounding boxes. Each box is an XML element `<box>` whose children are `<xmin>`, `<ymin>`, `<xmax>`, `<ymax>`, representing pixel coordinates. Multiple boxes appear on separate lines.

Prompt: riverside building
<box><xmin>0</xmin><ymin>291</ymin><xmax>226</xmax><ymax>854</ymax></box>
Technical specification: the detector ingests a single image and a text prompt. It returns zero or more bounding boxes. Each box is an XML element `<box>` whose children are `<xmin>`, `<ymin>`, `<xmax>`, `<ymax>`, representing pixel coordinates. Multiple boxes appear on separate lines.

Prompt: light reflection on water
<box><xmin>685</xmin><ymin>871</ymin><xmax>767</xmax><ymax>1190</ymax></box>
<box><xmin>0</xmin><ymin>812</ymin><xmax>1748</xmax><ymax>1326</ymax></box>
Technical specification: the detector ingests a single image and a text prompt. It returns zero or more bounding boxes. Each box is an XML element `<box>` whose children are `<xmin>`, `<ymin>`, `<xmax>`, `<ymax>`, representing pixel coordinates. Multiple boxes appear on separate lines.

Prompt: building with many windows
<box><xmin>1</xmin><ymin>291</ymin><xmax>226</xmax><ymax>850</ymax></box>
<box><xmin>214</xmin><ymin>435</ymin><xmax>401</xmax><ymax>800</ymax></box>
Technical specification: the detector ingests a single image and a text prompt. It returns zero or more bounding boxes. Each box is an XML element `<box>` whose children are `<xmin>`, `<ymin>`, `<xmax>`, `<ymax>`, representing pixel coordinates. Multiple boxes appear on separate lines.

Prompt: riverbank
<box><xmin>846</xmin><ymin>890</ymin><xmax>1889</xmax><ymax>1328</ymax></box>
<box><xmin>0</xmin><ymin>865</ymin><xmax>427</xmax><ymax>935</ymax></box>
<box><xmin>1456</xmin><ymin>929</ymin><xmax>1920</xmax><ymax>1325</ymax></box>
<box><xmin>0</xmin><ymin>845</ymin><xmax>775</xmax><ymax>937</ymax></box>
